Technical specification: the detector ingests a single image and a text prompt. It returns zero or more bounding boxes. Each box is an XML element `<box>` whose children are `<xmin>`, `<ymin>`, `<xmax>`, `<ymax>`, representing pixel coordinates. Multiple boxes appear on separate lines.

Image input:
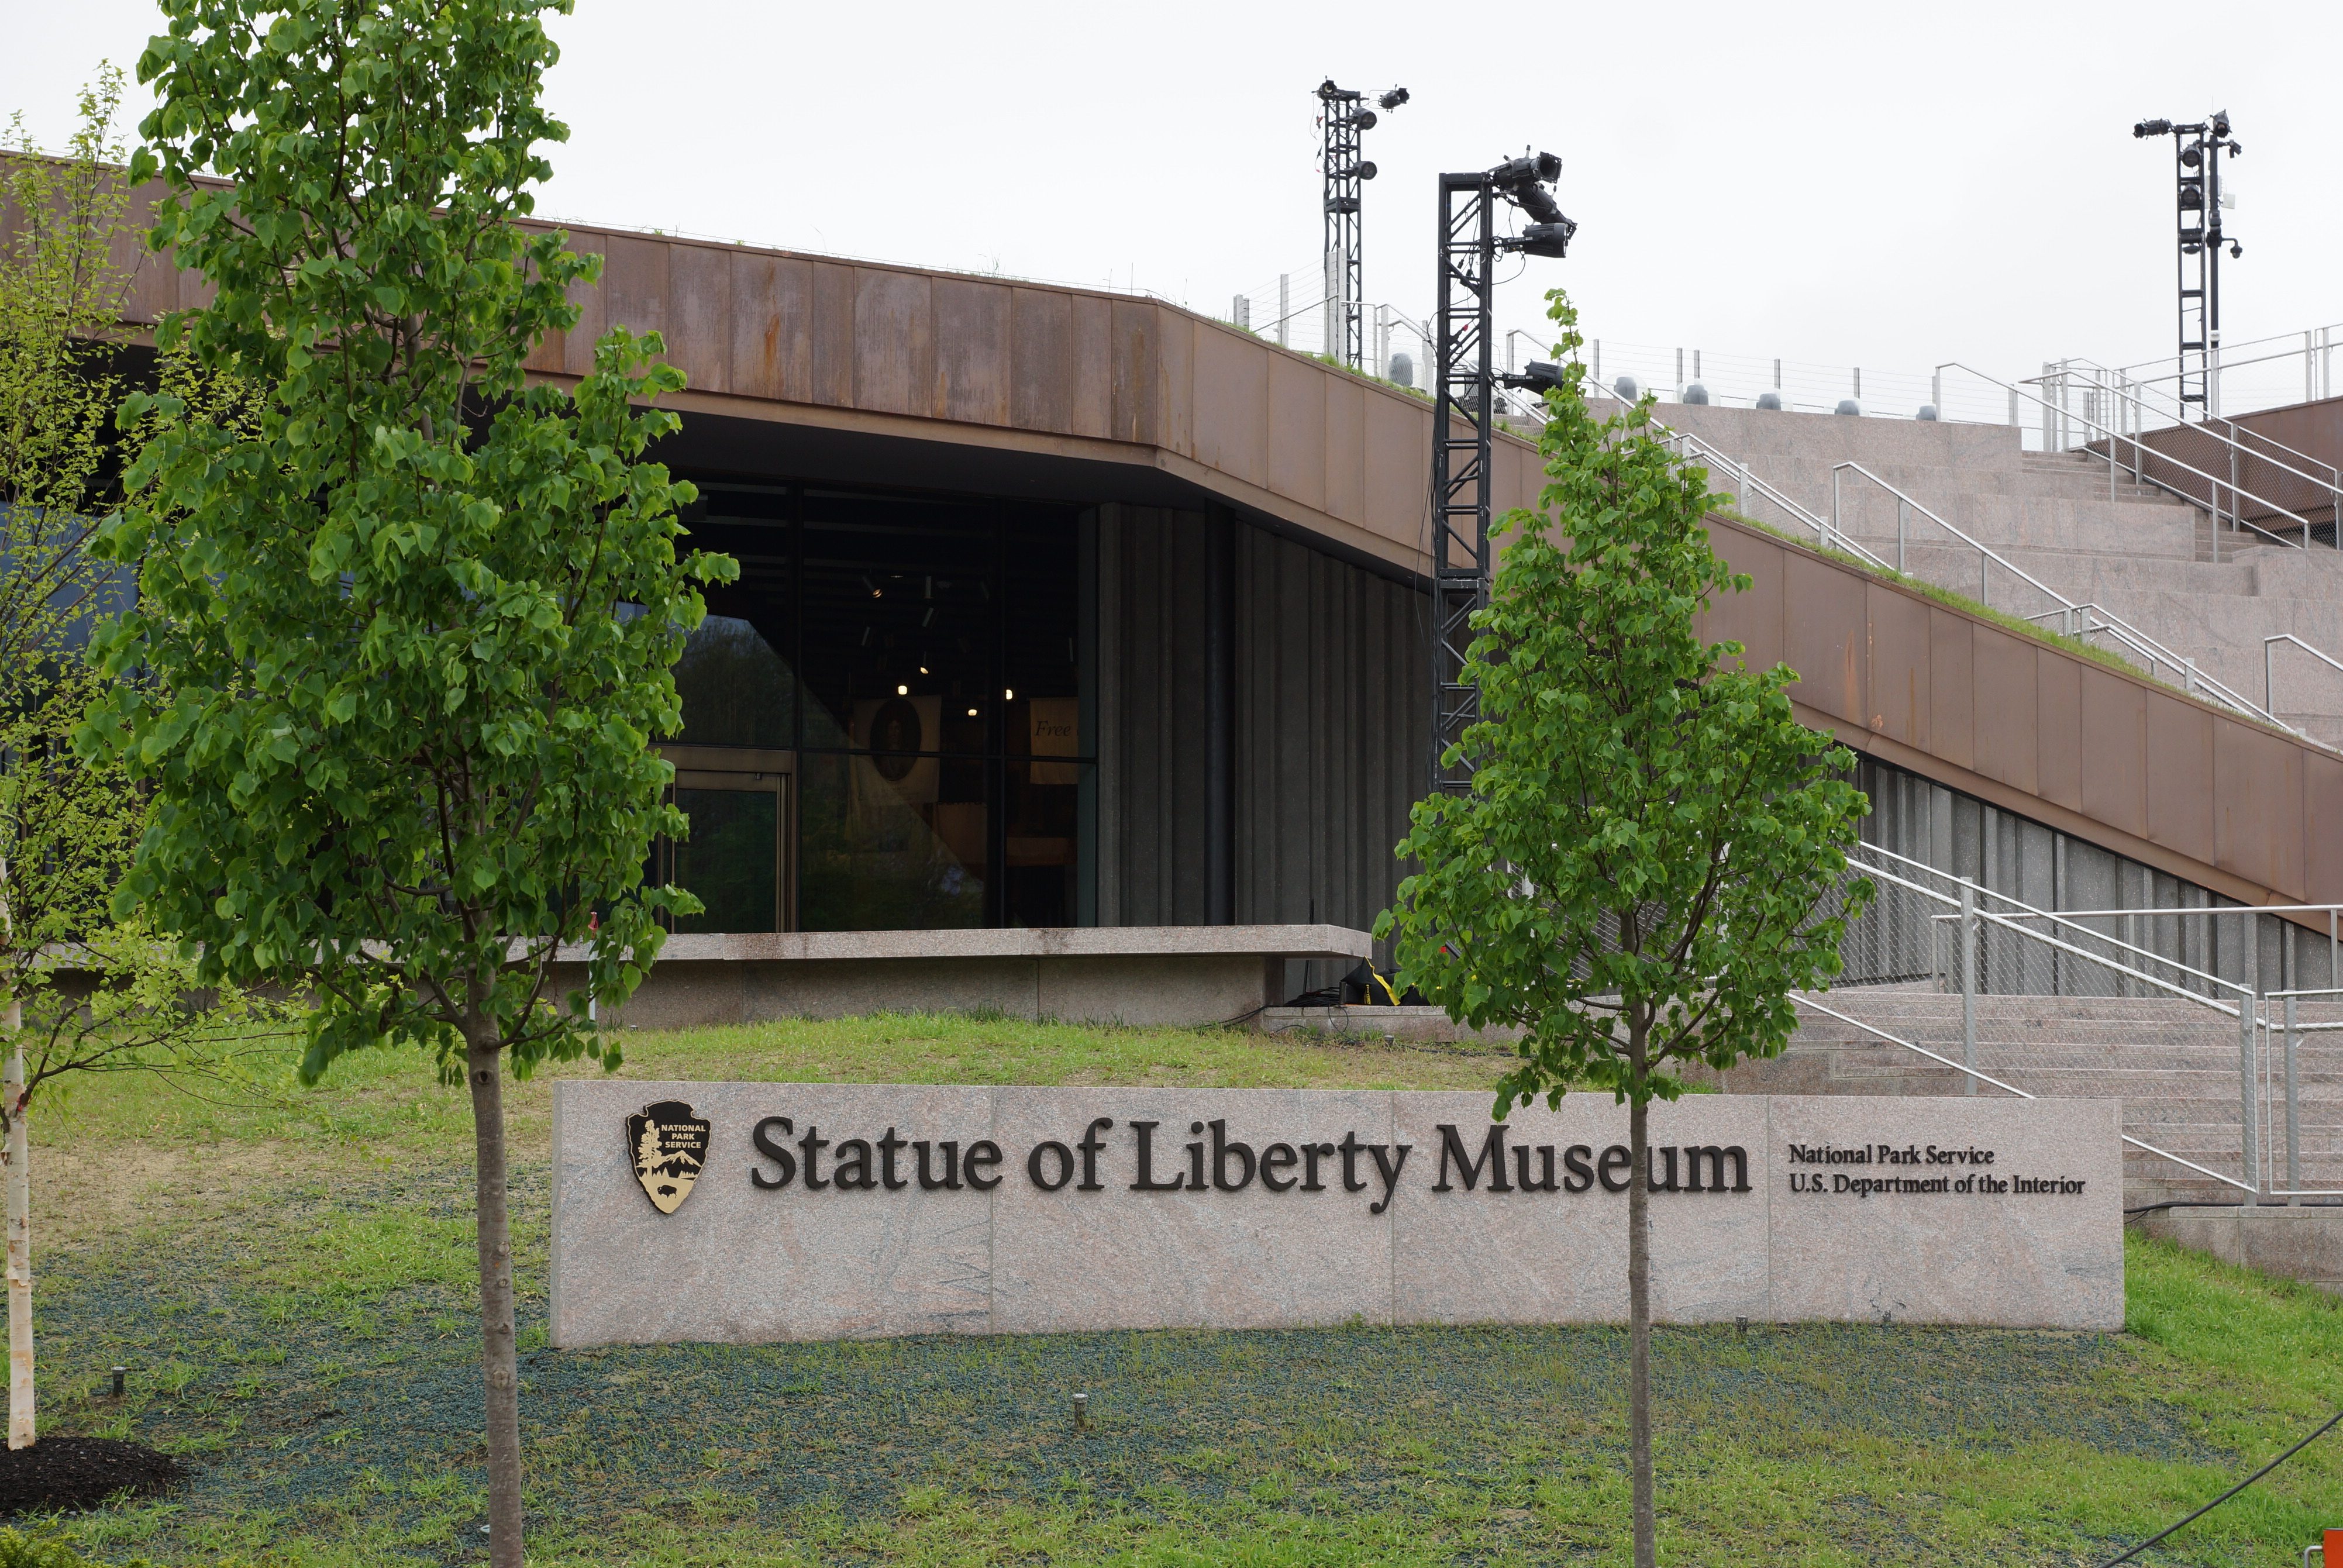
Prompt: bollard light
<box><xmin>1073</xmin><ymin>1391</ymin><xmax>1093</xmax><ymax>1433</ymax></box>
<box><xmin>111</xmin><ymin>1365</ymin><xmax>126</xmax><ymax>1397</ymax></box>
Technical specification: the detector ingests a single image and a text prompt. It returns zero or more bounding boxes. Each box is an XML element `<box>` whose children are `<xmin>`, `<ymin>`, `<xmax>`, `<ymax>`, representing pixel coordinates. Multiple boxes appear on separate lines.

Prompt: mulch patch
<box><xmin>0</xmin><ymin>1436</ymin><xmax>184</xmax><ymax>1515</ymax></box>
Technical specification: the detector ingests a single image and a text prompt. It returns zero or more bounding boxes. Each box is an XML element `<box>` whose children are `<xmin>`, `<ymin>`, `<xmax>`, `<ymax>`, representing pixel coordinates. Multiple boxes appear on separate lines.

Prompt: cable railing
<box><xmin>1937</xmin><ymin>362</ymin><xmax>2325</xmax><ymax>554</ymax></box>
<box><xmin>2106</xmin><ymin>320</ymin><xmax>2343</xmax><ymax>420</ymax></box>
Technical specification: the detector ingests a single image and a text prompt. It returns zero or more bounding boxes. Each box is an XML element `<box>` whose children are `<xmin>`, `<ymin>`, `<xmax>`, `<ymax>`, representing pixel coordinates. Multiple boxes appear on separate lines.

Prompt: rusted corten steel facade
<box><xmin>504</xmin><ymin>223</ymin><xmax>1542</xmax><ymax>580</ymax></box>
<box><xmin>1701</xmin><ymin>519</ymin><xmax>2343</xmax><ymax>920</ymax></box>
<box><xmin>95</xmin><ymin>190</ymin><xmax>2340</xmax><ymax>928</ymax></box>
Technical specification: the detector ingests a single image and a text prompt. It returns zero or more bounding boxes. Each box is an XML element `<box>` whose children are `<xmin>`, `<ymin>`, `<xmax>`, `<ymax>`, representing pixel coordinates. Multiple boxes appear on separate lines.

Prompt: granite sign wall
<box><xmin>550</xmin><ymin>1083</ymin><xmax>2123</xmax><ymax>1346</ymax></box>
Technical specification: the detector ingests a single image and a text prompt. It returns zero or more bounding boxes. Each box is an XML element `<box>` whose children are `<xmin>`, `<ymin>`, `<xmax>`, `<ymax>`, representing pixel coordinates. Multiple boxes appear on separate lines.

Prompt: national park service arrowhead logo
<box><xmin>626</xmin><ymin>1100</ymin><xmax>710</xmax><ymax>1215</ymax></box>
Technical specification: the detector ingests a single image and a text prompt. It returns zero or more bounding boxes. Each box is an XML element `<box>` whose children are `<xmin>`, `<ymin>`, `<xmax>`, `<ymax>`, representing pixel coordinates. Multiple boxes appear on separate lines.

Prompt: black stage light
<box><xmin>1349</xmin><ymin>109</ymin><xmax>1379</xmax><ymax>130</ymax></box>
<box><xmin>1378</xmin><ymin>87</ymin><xmax>1409</xmax><ymax>110</ymax></box>
<box><xmin>1516</xmin><ymin>219</ymin><xmax>1576</xmax><ymax>257</ymax></box>
<box><xmin>2180</xmin><ymin>144</ymin><xmax>2202</xmax><ymax>167</ymax></box>
<box><xmin>1500</xmin><ymin>361</ymin><xmax>1567</xmax><ymax>393</ymax></box>
<box><xmin>2134</xmin><ymin>118</ymin><xmax>2172</xmax><ymax>137</ymax></box>
<box><xmin>1336</xmin><ymin>160</ymin><xmax>1377</xmax><ymax>180</ymax></box>
<box><xmin>1515</xmin><ymin>183</ymin><xmax>1563</xmax><ymax>224</ymax></box>
<box><xmin>2211</xmin><ymin>108</ymin><xmax>2230</xmax><ymax>135</ymax></box>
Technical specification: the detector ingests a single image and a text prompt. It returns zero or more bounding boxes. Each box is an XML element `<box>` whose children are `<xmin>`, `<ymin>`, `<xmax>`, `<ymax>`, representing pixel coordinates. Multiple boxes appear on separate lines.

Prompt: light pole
<box><xmin>1317</xmin><ymin>80</ymin><xmax>1408</xmax><ymax>370</ymax></box>
<box><xmin>2133</xmin><ymin>112</ymin><xmax>2244</xmax><ymax>419</ymax></box>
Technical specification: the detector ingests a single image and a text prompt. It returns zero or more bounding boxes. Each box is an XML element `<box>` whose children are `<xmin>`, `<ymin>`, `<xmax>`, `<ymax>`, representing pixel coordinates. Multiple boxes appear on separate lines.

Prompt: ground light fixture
<box><xmin>2132</xmin><ymin>110</ymin><xmax>2243</xmax><ymax>416</ymax></box>
<box><xmin>1428</xmin><ymin>149</ymin><xmax>1574</xmax><ymax>796</ymax></box>
<box><xmin>1317</xmin><ymin>77</ymin><xmax>1408</xmax><ymax>371</ymax></box>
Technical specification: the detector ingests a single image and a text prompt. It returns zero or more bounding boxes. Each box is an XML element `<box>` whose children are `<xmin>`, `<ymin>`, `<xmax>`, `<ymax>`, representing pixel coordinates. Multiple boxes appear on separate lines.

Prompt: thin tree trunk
<box><xmin>465</xmin><ymin>1025</ymin><xmax>523</xmax><ymax>1567</ymax></box>
<box><xmin>4</xmin><ymin>1001</ymin><xmax>31</xmax><ymax>1450</ymax></box>
<box><xmin>1627</xmin><ymin>1016</ymin><xmax>1653</xmax><ymax>1568</ymax></box>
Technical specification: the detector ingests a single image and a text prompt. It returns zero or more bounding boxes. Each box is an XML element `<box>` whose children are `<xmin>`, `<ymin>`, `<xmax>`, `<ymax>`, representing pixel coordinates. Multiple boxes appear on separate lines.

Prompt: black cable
<box><xmin>2096</xmin><ymin>1406</ymin><xmax>2343</xmax><ymax>1567</ymax></box>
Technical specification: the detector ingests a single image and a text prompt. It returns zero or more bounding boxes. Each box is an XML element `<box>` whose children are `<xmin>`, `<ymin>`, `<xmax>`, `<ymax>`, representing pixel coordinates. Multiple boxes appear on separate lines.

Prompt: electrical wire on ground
<box><xmin>2096</xmin><ymin>1406</ymin><xmax>2343</xmax><ymax>1567</ymax></box>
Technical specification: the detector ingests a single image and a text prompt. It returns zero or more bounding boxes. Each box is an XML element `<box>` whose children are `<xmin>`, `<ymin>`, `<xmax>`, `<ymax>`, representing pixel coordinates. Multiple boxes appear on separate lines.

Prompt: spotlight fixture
<box><xmin>897</xmin><ymin>684</ymin><xmax>909</xmax><ymax>696</ymax></box>
<box><xmin>1500</xmin><ymin>361</ymin><xmax>1568</xmax><ymax>394</ymax></box>
<box><xmin>1517</xmin><ymin>220</ymin><xmax>1576</xmax><ymax>259</ymax></box>
<box><xmin>1377</xmin><ymin>87</ymin><xmax>1409</xmax><ymax>111</ymax></box>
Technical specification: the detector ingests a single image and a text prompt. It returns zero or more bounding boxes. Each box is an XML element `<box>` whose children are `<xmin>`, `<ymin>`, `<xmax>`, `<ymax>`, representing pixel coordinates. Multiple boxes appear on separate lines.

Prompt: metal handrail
<box><xmin>1824</xmin><ymin>463</ymin><xmax>2273</xmax><ymax>715</ymax></box>
<box><xmin>1789</xmin><ymin>991</ymin><xmax>2257</xmax><ymax>1194</ymax></box>
<box><xmin>1938</xmin><ymin>361</ymin><xmax>2318</xmax><ymax>550</ymax></box>
<box><xmin>1687</xmin><ymin>432</ymin><xmax>2309</xmax><ymax>736</ymax></box>
<box><xmin>2040</xmin><ymin>354</ymin><xmax>2343</xmax><ymax>501</ymax></box>
<box><xmin>1667</xmin><ymin>429</ymin><xmax>1900</xmax><ymax>575</ymax></box>
<box><xmin>2014</xmin><ymin>601</ymin><xmax>2282</xmax><ymax>726</ymax></box>
<box><xmin>2267</xmin><ymin>633</ymin><xmax>2343</xmax><ymax>720</ymax></box>
<box><xmin>1658</xmin><ymin>416</ymin><xmax>2339</xmax><ymax>747</ymax></box>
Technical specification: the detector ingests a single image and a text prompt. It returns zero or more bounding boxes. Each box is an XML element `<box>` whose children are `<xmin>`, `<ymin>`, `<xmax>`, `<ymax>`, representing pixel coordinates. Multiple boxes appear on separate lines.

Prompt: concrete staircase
<box><xmin>1713</xmin><ymin>990</ymin><xmax>2343</xmax><ymax>1208</ymax></box>
<box><xmin>1639</xmin><ymin>402</ymin><xmax>2343</xmax><ymax>747</ymax></box>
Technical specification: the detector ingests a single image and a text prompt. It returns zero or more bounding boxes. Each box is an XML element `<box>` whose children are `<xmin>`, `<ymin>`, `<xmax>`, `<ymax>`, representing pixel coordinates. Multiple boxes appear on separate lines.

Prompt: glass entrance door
<box><xmin>657</xmin><ymin>746</ymin><xmax>793</xmax><ymax>933</ymax></box>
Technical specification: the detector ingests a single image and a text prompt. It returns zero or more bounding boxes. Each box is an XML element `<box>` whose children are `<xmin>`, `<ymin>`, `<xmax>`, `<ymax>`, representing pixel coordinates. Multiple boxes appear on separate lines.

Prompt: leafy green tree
<box><xmin>81</xmin><ymin>4</ymin><xmax>729</xmax><ymax>1555</ymax></box>
<box><xmin>3</xmin><ymin>68</ymin><xmax>294</xmax><ymax>1452</ymax></box>
<box><xmin>1379</xmin><ymin>294</ymin><xmax>1870</xmax><ymax>1568</ymax></box>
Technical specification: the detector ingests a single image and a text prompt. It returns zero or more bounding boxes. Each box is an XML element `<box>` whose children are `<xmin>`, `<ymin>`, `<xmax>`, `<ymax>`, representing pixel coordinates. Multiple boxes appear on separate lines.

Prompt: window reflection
<box><xmin>798</xmin><ymin>752</ymin><xmax>986</xmax><ymax>931</ymax></box>
<box><xmin>668</xmin><ymin>482</ymin><xmax>1090</xmax><ymax>933</ymax></box>
<box><xmin>674</xmin><ymin>616</ymin><xmax>793</xmax><ymax>749</ymax></box>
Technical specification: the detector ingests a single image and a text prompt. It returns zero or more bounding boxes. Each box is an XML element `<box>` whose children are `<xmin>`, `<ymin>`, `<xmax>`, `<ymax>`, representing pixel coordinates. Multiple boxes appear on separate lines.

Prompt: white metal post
<box><xmin>1276</xmin><ymin>274</ymin><xmax>1289</xmax><ymax>348</ymax></box>
<box><xmin>2241</xmin><ymin>920</ymin><xmax>2259</xmax><ymax>1206</ymax></box>
<box><xmin>2285</xmin><ymin>990</ymin><xmax>2300</xmax><ymax>1204</ymax></box>
<box><xmin>1960</xmin><ymin>884</ymin><xmax>1977</xmax><ymax>1097</ymax></box>
<box><xmin>1896</xmin><ymin>498</ymin><xmax>1907</xmax><ymax>573</ymax></box>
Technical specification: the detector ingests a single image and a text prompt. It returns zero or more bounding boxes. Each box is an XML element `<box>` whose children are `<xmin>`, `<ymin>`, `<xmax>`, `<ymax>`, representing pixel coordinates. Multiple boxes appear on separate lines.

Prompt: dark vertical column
<box><xmin>1075</xmin><ymin>509</ymin><xmax>1099</xmax><ymax>928</ymax></box>
<box><xmin>1205</xmin><ymin>506</ymin><xmax>1236</xmax><ymax>925</ymax></box>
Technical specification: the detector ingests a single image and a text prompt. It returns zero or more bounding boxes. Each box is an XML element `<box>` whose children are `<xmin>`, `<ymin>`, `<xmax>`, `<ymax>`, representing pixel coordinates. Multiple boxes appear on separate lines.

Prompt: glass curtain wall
<box><xmin>669</xmin><ymin>482</ymin><xmax>1090</xmax><ymax>932</ymax></box>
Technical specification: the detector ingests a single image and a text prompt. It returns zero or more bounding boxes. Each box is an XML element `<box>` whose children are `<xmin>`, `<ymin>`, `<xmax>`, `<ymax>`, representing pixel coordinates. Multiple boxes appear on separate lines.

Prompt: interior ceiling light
<box><xmin>967</xmin><ymin>707</ymin><xmax>978</xmax><ymax>716</ymax></box>
<box><xmin>897</xmin><ymin>684</ymin><xmax>909</xmax><ymax>695</ymax></box>
<box><xmin>1005</xmin><ymin>688</ymin><xmax>1015</xmax><ymax>699</ymax></box>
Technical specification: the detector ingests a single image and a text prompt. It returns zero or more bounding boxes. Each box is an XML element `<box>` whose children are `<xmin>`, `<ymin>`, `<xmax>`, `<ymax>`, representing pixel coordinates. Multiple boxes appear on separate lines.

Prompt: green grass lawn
<box><xmin>14</xmin><ymin>1015</ymin><xmax>2343</xmax><ymax>1566</ymax></box>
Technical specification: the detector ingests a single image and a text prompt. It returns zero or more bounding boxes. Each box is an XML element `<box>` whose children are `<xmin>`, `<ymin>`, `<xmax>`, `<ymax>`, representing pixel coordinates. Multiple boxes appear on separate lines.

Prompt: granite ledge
<box><xmin>556</xmin><ymin>923</ymin><xmax>1374</xmax><ymax>966</ymax></box>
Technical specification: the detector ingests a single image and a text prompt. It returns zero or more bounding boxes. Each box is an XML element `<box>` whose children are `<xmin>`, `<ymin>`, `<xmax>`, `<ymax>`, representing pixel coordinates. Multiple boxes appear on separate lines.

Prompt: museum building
<box><xmin>104</xmin><ymin>202</ymin><xmax>2343</xmax><ymax>1024</ymax></box>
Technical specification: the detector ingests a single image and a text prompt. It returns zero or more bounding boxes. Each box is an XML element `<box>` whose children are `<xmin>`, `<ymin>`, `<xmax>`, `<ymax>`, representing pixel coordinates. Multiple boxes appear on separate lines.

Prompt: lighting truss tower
<box><xmin>1317</xmin><ymin>80</ymin><xmax>1407</xmax><ymax>370</ymax></box>
<box><xmin>1428</xmin><ymin>153</ymin><xmax>1574</xmax><ymax>795</ymax></box>
<box><xmin>2134</xmin><ymin>111</ymin><xmax>2243</xmax><ymax>418</ymax></box>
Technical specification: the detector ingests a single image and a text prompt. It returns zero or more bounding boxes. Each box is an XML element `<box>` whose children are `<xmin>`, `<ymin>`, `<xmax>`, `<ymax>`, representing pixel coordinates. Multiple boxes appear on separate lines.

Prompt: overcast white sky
<box><xmin>8</xmin><ymin>0</ymin><xmax>2339</xmax><ymax>408</ymax></box>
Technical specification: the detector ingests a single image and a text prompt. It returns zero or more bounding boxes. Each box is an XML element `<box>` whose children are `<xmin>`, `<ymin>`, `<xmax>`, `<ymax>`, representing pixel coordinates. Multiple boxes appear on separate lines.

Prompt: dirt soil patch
<box><xmin>0</xmin><ymin>1436</ymin><xmax>184</xmax><ymax>1515</ymax></box>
